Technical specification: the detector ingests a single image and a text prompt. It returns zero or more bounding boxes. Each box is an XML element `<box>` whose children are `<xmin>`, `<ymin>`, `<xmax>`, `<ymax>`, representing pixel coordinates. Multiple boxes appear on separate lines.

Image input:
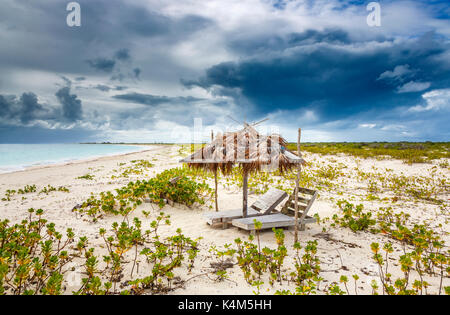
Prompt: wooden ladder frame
<box><xmin>280</xmin><ymin>187</ymin><xmax>317</xmax><ymax>231</ymax></box>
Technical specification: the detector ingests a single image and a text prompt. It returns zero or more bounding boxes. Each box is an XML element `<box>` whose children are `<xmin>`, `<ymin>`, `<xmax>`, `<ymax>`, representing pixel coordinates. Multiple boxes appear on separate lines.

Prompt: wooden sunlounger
<box><xmin>203</xmin><ymin>188</ymin><xmax>288</xmax><ymax>229</ymax></box>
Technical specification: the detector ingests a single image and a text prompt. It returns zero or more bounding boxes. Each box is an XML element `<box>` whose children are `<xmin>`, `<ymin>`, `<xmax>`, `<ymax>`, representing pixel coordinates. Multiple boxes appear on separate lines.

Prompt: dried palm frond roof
<box><xmin>180</xmin><ymin>124</ymin><xmax>306</xmax><ymax>174</ymax></box>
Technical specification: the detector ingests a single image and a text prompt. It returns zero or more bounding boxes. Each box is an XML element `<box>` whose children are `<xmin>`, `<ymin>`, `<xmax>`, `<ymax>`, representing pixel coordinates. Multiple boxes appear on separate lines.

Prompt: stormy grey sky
<box><xmin>0</xmin><ymin>0</ymin><xmax>449</xmax><ymax>143</ymax></box>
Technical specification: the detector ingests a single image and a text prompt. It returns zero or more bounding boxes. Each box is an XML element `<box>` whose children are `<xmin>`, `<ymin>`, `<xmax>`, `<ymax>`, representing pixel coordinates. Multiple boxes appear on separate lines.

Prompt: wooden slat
<box><xmin>300</xmin><ymin>191</ymin><xmax>317</xmax><ymax>222</ymax></box>
<box><xmin>286</xmin><ymin>200</ymin><xmax>309</xmax><ymax>209</ymax></box>
<box><xmin>302</xmin><ymin>215</ymin><xmax>317</xmax><ymax>224</ymax></box>
<box><xmin>232</xmin><ymin>213</ymin><xmax>317</xmax><ymax>231</ymax></box>
<box><xmin>297</xmin><ymin>187</ymin><xmax>316</xmax><ymax>195</ymax></box>
<box><xmin>203</xmin><ymin>188</ymin><xmax>287</xmax><ymax>226</ymax></box>
<box><xmin>232</xmin><ymin>213</ymin><xmax>296</xmax><ymax>230</ymax></box>
<box><xmin>204</xmin><ymin>208</ymin><xmax>260</xmax><ymax>225</ymax></box>
<box><xmin>285</xmin><ymin>206</ymin><xmax>307</xmax><ymax>213</ymax></box>
<box><xmin>251</xmin><ymin>188</ymin><xmax>287</xmax><ymax>214</ymax></box>
<box><xmin>294</xmin><ymin>196</ymin><xmax>311</xmax><ymax>204</ymax></box>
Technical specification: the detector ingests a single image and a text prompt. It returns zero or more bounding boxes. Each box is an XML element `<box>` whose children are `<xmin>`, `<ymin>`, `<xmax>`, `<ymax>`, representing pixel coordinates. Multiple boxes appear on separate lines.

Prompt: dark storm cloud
<box><xmin>114</xmin><ymin>49</ymin><xmax>131</xmax><ymax>61</ymax></box>
<box><xmin>0</xmin><ymin>95</ymin><xmax>13</xmax><ymax>117</ymax></box>
<box><xmin>113</xmin><ymin>92</ymin><xmax>203</xmax><ymax>106</ymax></box>
<box><xmin>86</xmin><ymin>58</ymin><xmax>116</xmax><ymax>73</ymax></box>
<box><xmin>92</xmin><ymin>84</ymin><xmax>128</xmax><ymax>92</ymax></box>
<box><xmin>0</xmin><ymin>86</ymin><xmax>84</xmax><ymax>128</ymax></box>
<box><xmin>94</xmin><ymin>84</ymin><xmax>112</xmax><ymax>92</ymax></box>
<box><xmin>111</xmin><ymin>93</ymin><xmax>229</xmax><ymax>127</ymax></box>
<box><xmin>228</xmin><ymin>28</ymin><xmax>354</xmax><ymax>56</ymax></box>
<box><xmin>0</xmin><ymin>0</ymin><xmax>215</xmax><ymax>75</ymax></box>
<box><xmin>133</xmin><ymin>68</ymin><xmax>141</xmax><ymax>79</ymax></box>
<box><xmin>20</xmin><ymin>93</ymin><xmax>46</xmax><ymax>123</ymax></box>
<box><xmin>0</xmin><ymin>88</ymin><xmax>86</xmax><ymax>129</ymax></box>
<box><xmin>59</xmin><ymin>76</ymin><xmax>73</xmax><ymax>87</ymax></box>
<box><xmin>0</xmin><ymin>0</ymin><xmax>449</xmax><ymax>143</ymax></box>
<box><xmin>86</xmin><ymin>48</ymin><xmax>143</xmax><ymax>81</ymax></box>
<box><xmin>185</xmin><ymin>31</ymin><xmax>450</xmax><ymax>122</ymax></box>
<box><xmin>287</xmin><ymin>29</ymin><xmax>352</xmax><ymax>45</ymax></box>
<box><xmin>55</xmin><ymin>87</ymin><xmax>83</xmax><ymax>121</ymax></box>
<box><xmin>0</xmin><ymin>93</ymin><xmax>52</xmax><ymax>124</ymax></box>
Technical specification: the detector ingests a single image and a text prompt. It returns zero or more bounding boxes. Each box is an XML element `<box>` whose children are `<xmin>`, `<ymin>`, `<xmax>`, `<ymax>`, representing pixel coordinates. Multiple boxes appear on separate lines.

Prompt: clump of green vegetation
<box><xmin>39</xmin><ymin>185</ymin><xmax>70</xmax><ymax>195</ymax></box>
<box><xmin>17</xmin><ymin>185</ymin><xmax>37</xmax><ymax>194</ymax></box>
<box><xmin>329</xmin><ymin>199</ymin><xmax>449</xmax><ymax>295</ymax></box>
<box><xmin>2</xmin><ymin>190</ymin><xmax>17</xmax><ymax>201</ymax></box>
<box><xmin>208</xmin><ymin>244</ymin><xmax>236</xmax><ymax>282</ymax></box>
<box><xmin>234</xmin><ymin>222</ymin><xmax>289</xmax><ymax>287</ymax></box>
<box><xmin>0</xmin><ymin>209</ymin><xmax>75</xmax><ymax>295</ymax></box>
<box><xmin>2</xmin><ymin>184</ymin><xmax>70</xmax><ymax>201</ymax></box>
<box><xmin>285</xmin><ymin>240</ymin><xmax>323</xmax><ymax>295</ymax></box>
<box><xmin>75</xmin><ymin>213</ymin><xmax>200</xmax><ymax>295</ymax></box>
<box><xmin>370</xmin><ymin>240</ymin><xmax>449</xmax><ymax>295</ymax></box>
<box><xmin>230</xmin><ymin>221</ymin><xmax>350</xmax><ymax>295</ymax></box>
<box><xmin>352</xmin><ymin>166</ymin><xmax>448</xmax><ymax>205</ymax></box>
<box><xmin>2</xmin><ymin>185</ymin><xmax>38</xmax><ymax>201</ymax></box>
<box><xmin>111</xmin><ymin>159</ymin><xmax>154</xmax><ymax>179</ymax></box>
<box><xmin>76</xmin><ymin>174</ymin><xmax>95</xmax><ymax>180</ymax></box>
<box><xmin>287</xmin><ymin>142</ymin><xmax>450</xmax><ymax>164</ymax></box>
<box><xmin>177</xmin><ymin>144</ymin><xmax>205</xmax><ymax>158</ymax></box>
<box><xmin>0</xmin><ymin>209</ymin><xmax>202</xmax><ymax>295</ymax></box>
<box><xmin>131</xmin><ymin>159</ymin><xmax>153</xmax><ymax>168</ymax></box>
<box><xmin>332</xmin><ymin>200</ymin><xmax>377</xmax><ymax>232</ymax></box>
<box><xmin>177</xmin><ymin>145</ymin><xmax>189</xmax><ymax>157</ymax></box>
<box><xmin>75</xmin><ymin>168</ymin><xmax>213</xmax><ymax>220</ymax></box>
<box><xmin>2</xmin><ymin>207</ymin><xmax>446</xmax><ymax>295</ymax></box>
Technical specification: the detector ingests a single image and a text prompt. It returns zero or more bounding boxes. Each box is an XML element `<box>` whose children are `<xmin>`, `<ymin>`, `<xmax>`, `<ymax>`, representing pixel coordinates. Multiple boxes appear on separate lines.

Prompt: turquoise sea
<box><xmin>0</xmin><ymin>144</ymin><xmax>148</xmax><ymax>173</ymax></box>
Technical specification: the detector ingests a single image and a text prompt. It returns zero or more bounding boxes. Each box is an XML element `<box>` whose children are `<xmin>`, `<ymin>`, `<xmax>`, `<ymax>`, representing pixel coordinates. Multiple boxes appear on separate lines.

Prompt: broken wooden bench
<box><xmin>203</xmin><ymin>188</ymin><xmax>288</xmax><ymax>229</ymax></box>
<box><xmin>231</xmin><ymin>187</ymin><xmax>318</xmax><ymax>232</ymax></box>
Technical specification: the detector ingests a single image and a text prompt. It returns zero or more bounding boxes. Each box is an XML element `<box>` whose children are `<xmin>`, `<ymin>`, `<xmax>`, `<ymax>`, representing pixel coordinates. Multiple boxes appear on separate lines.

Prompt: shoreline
<box><xmin>0</xmin><ymin>144</ymin><xmax>162</xmax><ymax>176</ymax></box>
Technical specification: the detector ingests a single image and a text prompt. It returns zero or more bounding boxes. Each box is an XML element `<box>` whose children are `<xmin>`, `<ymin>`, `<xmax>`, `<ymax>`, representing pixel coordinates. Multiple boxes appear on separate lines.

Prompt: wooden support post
<box><xmin>294</xmin><ymin>128</ymin><xmax>302</xmax><ymax>243</ymax></box>
<box><xmin>214</xmin><ymin>167</ymin><xmax>219</xmax><ymax>212</ymax></box>
<box><xmin>243</xmin><ymin>168</ymin><xmax>248</xmax><ymax>218</ymax></box>
<box><xmin>211</xmin><ymin>130</ymin><xmax>219</xmax><ymax>212</ymax></box>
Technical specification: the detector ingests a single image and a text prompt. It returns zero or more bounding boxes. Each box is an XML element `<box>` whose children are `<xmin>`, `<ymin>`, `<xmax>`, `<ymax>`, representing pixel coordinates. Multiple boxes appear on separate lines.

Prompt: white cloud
<box><xmin>359</xmin><ymin>123</ymin><xmax>376</xmax><ymax>128</ymax></box>
<box><xmin>397</xmin><ymin>81</ymin><xmax>431</xmax><ymax>93</ymax></box>
<box><xmin>377</xmin><ymin>64</ymin><xmax>412</xmax><ymax>81</ymax></box>
<box><xmin>409</xmin><ymin>89</ymin><xmax>450</xmax><ymax>112</ymax></box>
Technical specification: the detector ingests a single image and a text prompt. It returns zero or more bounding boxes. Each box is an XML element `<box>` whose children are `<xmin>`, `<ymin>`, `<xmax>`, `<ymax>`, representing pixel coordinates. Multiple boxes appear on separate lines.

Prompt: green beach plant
<box><xmin>0</xmin><ymin>209</ymin><xmax>75</xmax><ymax>295</ymax></box>
<box><xmin>74</xmin><ymin>167</ymin><xmax>213</xmax><ymax>221</ymax></box>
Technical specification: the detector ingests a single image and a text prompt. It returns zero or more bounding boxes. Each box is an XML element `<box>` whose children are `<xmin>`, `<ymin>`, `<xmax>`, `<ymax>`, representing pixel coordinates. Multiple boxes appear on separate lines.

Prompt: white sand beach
<box><xmin>0</xmin><ymin>144</ymin><xmax>448</xmax><ymax>295</ymax></box>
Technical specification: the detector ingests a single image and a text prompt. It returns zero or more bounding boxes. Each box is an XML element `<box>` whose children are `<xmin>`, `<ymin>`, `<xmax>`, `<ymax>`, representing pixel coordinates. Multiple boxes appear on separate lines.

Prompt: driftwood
<box><xmin>313</xmin><ymin>233</ymin><xmax>362</xmax><ymax>248</ymax></box>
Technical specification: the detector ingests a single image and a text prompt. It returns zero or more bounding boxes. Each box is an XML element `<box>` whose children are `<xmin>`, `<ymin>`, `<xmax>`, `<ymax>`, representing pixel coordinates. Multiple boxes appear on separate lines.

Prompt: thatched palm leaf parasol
<box><xmin>180</xmin><ymin>125</ymin><xmax>305</xmax><ymax>216</ymax></box>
